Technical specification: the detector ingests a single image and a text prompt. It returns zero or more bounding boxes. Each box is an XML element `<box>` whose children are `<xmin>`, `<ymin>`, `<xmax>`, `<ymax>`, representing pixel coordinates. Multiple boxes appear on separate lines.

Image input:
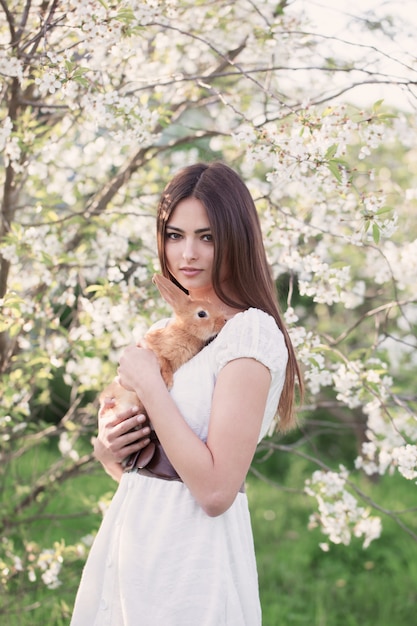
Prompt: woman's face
<box><xmin>165</xmin><ymin>197</ymin><xmax>215</xmax><ymax>293</ymax></box>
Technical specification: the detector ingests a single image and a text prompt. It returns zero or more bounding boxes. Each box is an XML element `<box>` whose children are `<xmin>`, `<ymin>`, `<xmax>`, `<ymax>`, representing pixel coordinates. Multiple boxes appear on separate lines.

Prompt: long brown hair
<box><xmin>156</xmin><ymin>161</ymin><xmax>303</xmax><ymax>430</ymax></box>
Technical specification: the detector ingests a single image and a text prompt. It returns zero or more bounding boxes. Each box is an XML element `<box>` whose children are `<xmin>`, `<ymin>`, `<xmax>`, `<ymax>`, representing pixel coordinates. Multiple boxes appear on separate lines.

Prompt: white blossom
<box><xmin>58</xmin><ymin>432</ymin><xmax>80</xmax><ymax>462</ymax></box>
<box><xmin>34</xmin><ymin>69</ymin><xmax>64</xmax><ymax>96</ymax></box>
<box><xmin>0</xmin><ymin>50</ymin><xmax>23</xmax><ymax>79</ymax></box>
<box><xmin>305</xmin><ymin>467</ymin><xmax>382</xmax><ymax>548</ymax></box>
<box><xmin>37</xmin><ymin>549</ymin><xmax>63</xmax><ymax>590</ymax></box>
<box><xmin>0</xmin><ymin>116</ymin><xmax>13</xmax><ymax>151</ymax></box>
<box><xmin>284</xmin><ymin>307</ymin><xmax>299</xmax><ymax>324</ymax></box>
<box><xmin>332</xmin><ymin>362</ymin><xmax>362</xmax><ymax>409</ymax></box>
<box><xmin>64</xmin><ymin>356</ymin><xmax>103</xmax><ymax>387</ymax></box>
<box><xmin>390</xmin><ymin>444</ymin><xmax>417</xmax><ymax>480</ymax></box>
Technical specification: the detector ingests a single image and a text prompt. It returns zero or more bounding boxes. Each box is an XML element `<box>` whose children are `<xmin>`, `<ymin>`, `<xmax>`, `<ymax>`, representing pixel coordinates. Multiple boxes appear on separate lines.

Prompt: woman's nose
<box><xmin>182</xmin><ymin>238</ymin><xmax>197</xmax><ymax>261</ymax></box>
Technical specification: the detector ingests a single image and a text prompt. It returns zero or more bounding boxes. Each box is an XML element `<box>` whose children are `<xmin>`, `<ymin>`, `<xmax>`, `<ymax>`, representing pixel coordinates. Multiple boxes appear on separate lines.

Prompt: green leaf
<box><xmin>117</xmin><ymin>8</ymin><xmax>135</xmax><ymax>22</ymax></box>
<box><xmin>372</xmin><ymin>223</ymin><xmax>380</xmax><ymax>244</ymax></box>
<box><xmin>325</xmin><ymin>144</ymin><xmax>338</xmax><ymax>160</ymax></box>
<box><xmin>375</xmin><ymin>206</ymin><xmax>393</xmax><ymax>216</ymax></box>
<box><xmin>327</xmin><ymin>160</ymin><xmax>342</xmax><ymax>182</ymax></box>
<box><xmin>64</xmin><ymin>60</ymin><xmax>75</xmax><ymax>73</ymax></box>
<box><xmin>0</xmin><ymin>320</ymin><xmax>12</xmax><ymax>332</ymax></box>
<box><xmin>372</xmin><ymin>99</ymin><xmax>384</xmax><ymax>112</ymax></box>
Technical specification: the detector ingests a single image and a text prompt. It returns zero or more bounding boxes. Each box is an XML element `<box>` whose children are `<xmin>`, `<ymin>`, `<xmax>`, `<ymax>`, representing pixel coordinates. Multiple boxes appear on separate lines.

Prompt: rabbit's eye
<box><xmin>197</xmin><ymin>310</ymin><xmax>208</xmax><ymax>318</ymax></box>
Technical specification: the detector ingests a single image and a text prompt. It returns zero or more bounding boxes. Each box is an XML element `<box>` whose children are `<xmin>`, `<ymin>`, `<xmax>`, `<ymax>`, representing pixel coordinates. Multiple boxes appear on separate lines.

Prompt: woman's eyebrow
<box><xmin>166</xmin><ymin>225</ymin><xmax>211</xmax><ymax>234</ymax></box>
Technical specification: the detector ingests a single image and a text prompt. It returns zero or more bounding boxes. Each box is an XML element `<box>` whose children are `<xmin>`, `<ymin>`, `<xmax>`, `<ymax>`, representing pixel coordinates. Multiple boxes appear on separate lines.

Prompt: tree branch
<box><xmin>260</xmin><ymin>441</ymin><xmax>417</xmax><ymax>542</ymax></box>
<box><xmin>324</xmin><ymin>298</ymin><xmax>416</xmax><ymax>346</ymax></box>
<box><xmin>0</xmin><ymin>0</ymin><xmax>16</xmax><ymax>42</ymax></box>
<box><xmin>1</xmin><ymin>452</ymin><xmax>95</xmax><ymax>532</ymax></box>
<box><xmin>65</xmin><ymin>128</ymin><xmax>221</xmax><ymax>252</ymax></box>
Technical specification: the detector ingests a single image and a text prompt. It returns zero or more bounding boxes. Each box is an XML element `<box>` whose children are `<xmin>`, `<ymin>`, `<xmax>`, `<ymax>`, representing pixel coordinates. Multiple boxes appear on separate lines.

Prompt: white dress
<box><xmin>70</xmin><ymin>308</ymin><xmax>288</xmax><ymax>626</ymax></box>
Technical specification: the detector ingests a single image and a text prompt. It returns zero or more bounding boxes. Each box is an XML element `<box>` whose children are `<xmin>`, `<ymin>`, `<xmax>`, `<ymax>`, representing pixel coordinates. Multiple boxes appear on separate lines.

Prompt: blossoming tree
<box><xmin>1</xmin><ymin>0</ymin><xmax>416</xmax><ymax>612</ymax></box>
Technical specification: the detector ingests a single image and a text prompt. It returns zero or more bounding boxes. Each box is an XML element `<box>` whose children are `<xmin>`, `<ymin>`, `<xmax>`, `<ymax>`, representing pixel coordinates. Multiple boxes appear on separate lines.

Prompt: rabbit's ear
<box><xmin>153</xmin><ymin>274</ymin><xmax>189</xmax><ymax>309</ymax></box>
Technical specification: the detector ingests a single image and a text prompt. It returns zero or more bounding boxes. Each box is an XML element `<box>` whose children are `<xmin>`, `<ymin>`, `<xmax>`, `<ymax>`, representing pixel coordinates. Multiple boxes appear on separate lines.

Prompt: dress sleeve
<box><xmin>214</xmin><ymin>308</ymin><xmax>288</xmax><ymax>376</ymax></box>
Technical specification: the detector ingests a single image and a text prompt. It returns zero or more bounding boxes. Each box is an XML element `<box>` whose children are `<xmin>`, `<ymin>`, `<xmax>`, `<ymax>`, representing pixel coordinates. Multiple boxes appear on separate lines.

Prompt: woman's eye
<box><xmin>166</xmin><ymin>232</ymin><xmax>181</xmax><ymax>240</ymax></box>
<box><xmin>202</xmin><ymin>234</ymin><xmax>213</xmax><ymax>242</ymax></box>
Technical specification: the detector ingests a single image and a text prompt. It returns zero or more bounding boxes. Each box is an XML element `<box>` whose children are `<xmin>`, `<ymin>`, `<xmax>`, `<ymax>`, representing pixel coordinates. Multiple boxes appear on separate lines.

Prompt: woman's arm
<box><xmin>118</xmin><ymin>345</ymin><xmax>270</xmax><ymax>515</ymax></box>
<box><xmin>94</xmin><ymin>406</ymin><xmax>152</xmax><ymax>482</ymax></box>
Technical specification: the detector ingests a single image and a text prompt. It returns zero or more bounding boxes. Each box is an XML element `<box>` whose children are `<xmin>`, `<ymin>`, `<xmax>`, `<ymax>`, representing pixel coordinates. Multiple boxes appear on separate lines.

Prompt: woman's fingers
<box><xmin>119</xmin><ymin>434</ymin><xmax>152</xmax><ymax>460</ymax></box>
<box><xmin>103</xmin><ymin>405</ymin><xmax>142</xmax><ymax>425</ymax></box>
<box><xmin>104</xmin><ymin>413</ymin><xmax>151</xmax><ymax>461</ymax></box>
<box><xmin>113</xmin><ymin>412</ymin><xmax>147</xmax><ymax>433</ymax></box>
<box><xmin>120</xmin><ymin>421</ymin><xmax>151</xmax><ymax>445</ymax></box>
<box><xmin>96</xmin><ymin>402</ymin><xmax>153</xmax><ymax>466</ymax></box>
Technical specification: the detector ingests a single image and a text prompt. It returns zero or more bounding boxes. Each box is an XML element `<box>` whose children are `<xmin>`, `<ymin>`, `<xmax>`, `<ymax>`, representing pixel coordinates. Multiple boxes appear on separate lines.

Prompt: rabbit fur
<box><xmin>99</xmin><ymin>273</ymin><xmax>227</xmax><ymax>422</ymax></box>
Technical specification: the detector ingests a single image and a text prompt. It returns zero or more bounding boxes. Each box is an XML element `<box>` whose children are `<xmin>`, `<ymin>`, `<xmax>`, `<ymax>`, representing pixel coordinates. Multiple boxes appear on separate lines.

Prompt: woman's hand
<box><xmin>93</xmin><ymin>404</ymin><xmax>152</xmax><ymax>482</ymax></box>
<box><xmin>117</xmin><ymin>344</ymin><xmax>163</xmax><ymax>400</ymax></box>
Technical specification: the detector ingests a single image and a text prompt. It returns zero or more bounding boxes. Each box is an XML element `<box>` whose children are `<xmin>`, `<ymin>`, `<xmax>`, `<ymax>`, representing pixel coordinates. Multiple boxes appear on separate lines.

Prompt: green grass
<box><xmin>2</xmin><ymin>444</ymin><xmax>417</xmax><ymax>625</ymax></box>
<box><xmin>248</xmin><ymin>475</ymin><xmax>417</xmax><ymax>626</ymax></box>
<box><xmin>1</xmin><ymin>442</ymin><xmax>114</xmax><ymax>625</ymax></box>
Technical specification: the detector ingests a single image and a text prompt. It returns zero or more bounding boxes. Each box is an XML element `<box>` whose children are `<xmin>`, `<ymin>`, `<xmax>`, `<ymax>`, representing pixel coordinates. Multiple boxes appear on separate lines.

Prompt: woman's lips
<box><xmin>180</xmin><ymin>268</ymin><xmax>202</xmax><ymax>278</ymax></box>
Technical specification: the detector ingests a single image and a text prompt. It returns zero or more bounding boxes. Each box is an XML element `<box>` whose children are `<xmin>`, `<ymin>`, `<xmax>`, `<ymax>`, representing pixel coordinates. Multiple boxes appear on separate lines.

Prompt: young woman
<box><xmin>71</xmin><ymin>162</ymin><xmax>303</xmax><ymax>625</ymax></box>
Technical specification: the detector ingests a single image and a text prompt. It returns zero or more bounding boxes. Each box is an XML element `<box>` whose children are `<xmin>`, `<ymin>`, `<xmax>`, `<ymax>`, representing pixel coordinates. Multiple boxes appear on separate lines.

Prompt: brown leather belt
<box><xmin>124</xmin><ymin>431</ymin><xmax>182</xmax><ymax>481</ymax></box>
<box><xmin>124</xmin><ymin>431</ymin><xmax>245</xmax><ymax>492</ymax></box>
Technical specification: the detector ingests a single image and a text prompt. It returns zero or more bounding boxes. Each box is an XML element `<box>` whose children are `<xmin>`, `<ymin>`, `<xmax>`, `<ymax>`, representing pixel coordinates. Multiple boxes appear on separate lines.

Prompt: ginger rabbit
<box><xmin>99</xmin><ymin>274</ymin><xmax>227</xmax><ymax>465</ymax></box>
